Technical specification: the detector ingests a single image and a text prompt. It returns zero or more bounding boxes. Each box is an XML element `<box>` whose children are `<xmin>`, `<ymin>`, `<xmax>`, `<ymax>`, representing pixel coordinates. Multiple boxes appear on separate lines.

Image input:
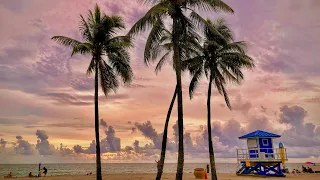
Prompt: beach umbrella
<box><xmin>305</xmin><ymin>162</ymin><xmax>315</xmax><ymax>165</ymax></box>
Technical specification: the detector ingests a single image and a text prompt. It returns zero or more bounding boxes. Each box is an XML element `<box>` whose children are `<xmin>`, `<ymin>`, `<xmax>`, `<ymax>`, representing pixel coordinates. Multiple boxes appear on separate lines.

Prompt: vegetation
<box><xmin>52</xmin><ymin>5</ymin><xmax>133</xmax><ymax>180</ymax></box>
<box><xmin>185</xmin><ymin>18</ymin><xmax>255</xmax><ymax>180</ymax></box>
<box><xmin>128</xmin><ymin>1</ymin><xmax>233</xmax><ymax>179</ymax></box>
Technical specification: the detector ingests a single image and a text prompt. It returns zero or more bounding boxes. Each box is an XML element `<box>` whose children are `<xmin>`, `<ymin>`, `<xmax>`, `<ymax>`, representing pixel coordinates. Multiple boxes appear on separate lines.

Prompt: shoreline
<box><xmin>2</xmin><ymin>173</ymin><xmax>320</xmax><ymax>180</ymax></box>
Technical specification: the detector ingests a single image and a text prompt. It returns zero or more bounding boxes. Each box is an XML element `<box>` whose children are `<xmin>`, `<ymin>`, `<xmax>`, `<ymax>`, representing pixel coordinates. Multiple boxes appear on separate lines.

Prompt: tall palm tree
<box><xmin>186</xmin><ymin>18</ymin><xmax>255</xmax><ymax>180</ymax></box>
<box><xmin>128</xmin><ymin>1</ymin><xmax>233</xmax><ymax>179</ymax></box>
<box><xmin>51</xmin><ymin>5</ymin><xmax>133</xmax><ymax>180</ymax></box>
<box><xmin>143</xmin><ymin>19</ymin><xmax>200</xmax><ymax>180</ymax></box>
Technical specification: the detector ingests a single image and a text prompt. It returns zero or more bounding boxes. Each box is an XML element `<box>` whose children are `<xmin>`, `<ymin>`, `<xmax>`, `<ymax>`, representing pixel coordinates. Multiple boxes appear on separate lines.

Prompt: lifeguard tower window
<box><xmin>247</xmin><ymin>139</ymin><xmax>257</xmax><ymax>148</ymax></box>
<box><xmin>262</xmin><ymin>139</ymin><xmax>269</xmax><ymax>146</ymax></box>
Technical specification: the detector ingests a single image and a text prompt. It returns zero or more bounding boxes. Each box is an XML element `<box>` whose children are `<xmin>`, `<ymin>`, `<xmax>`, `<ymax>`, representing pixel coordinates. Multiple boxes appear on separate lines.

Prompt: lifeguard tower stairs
<box><xmin>236</xmin><ymin>130</ymin><xmax>287</xmax><ymax>177</ymax></box>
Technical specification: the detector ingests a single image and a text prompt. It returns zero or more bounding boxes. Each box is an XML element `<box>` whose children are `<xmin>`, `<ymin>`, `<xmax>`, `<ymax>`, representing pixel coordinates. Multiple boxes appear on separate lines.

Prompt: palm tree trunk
<box><xmin>207</xmin><ymin>76</ymin><xmax>217</xmax><ymax>180</ymax></box>
<box><xmin>94</xmin><ymin>62</ymin><xmax>102</xmax><ymax>180</ymax></box>
<box><xmin>156</xmin><ymin>86</ymin><xmax>177</xmax><ymax>180</ymax></box>
<box><xmin>172</xmin><ymin>17</ymin><xmax>184</xmax><ymax>180</ymax></box>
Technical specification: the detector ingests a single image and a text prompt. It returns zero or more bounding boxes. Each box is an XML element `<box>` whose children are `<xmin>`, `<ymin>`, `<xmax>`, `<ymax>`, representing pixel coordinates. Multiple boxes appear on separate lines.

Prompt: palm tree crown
<box><xmin>52</xmin><ymin>5</ymin><xmax>133</xmax><ymax>94</ymax></box>
<box><xmin>52</xmin><ymin>4</ymin><xmax>133</xmax><ymax>180</ymax></box>
<box><xmin>188</xmin><ymin>18</ymin><xmax>254</xmax><ymax>105</ymax></box>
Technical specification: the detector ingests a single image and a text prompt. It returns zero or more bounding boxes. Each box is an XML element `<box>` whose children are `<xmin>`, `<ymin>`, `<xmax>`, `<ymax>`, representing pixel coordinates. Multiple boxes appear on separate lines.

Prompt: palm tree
<box><xmin>143</xmin><ymin>20</ymin><xmax>200</xmax><ymax>180</ymax></box>
<box><xmin>186</xmin><ymin>18</ymin><xmax>254</xmax><ymax>180</ymax></box>
<box><xmin>128</xmin><ymin>1</ymin><xmax>233</xmax><ymax>179</ymax></box>
<box><xmin>51</xmin><ymin>5</ymin><xmax>133</xmax><ymax>180</ymax></box>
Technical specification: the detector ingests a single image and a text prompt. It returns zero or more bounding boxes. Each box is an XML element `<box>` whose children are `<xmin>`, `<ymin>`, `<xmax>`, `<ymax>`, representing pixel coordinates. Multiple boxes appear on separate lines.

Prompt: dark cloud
<box><xmin>105</xmin><ymin>126</ymin><xmax>121</xmax><ymax>152</ymax></box>
<box><xmin>279</xmin><ymin>105</ymin><xmax>307</xmax><ymax>127</ymax></box>
<box><xmin>14</xmin><ymin>136</ymin><xmax>36</xmax><ymax>155</ymax></box>
<box><xmin>59</xmin><ymin>143</ymin><xmax>73</xmax><ymax>156</ymax></box>
<box><xmin>172</xmin><ymin>120</ymin><xmax>178</xmax><ymax>142</ymax></box>
<box><xmin>134</xmin><ymin>121</ymin><xmax>162</xmax><ymax>149</ymax></box>
<box><xmin>210</xmin><ymin>119</ymin><xmax>245</xmax><ymax>148</ymax></box>
<box><xmin>36</xmin><ymin>130</ymin><xmax>55</xmax><ymax>155</ymax></box>
<box><xmin>73</xmin><ymin>145</ymin><xmax>85</xmax><ymax>154</ymax></box>
<box><xmin>133</xmin><ymin>140</ymin><xmax>140</xmax><ymax>153</ymax></box>
<box><xmin>86</xmin><ymin>140</ymin><xmax>96</xmax><ymax>154</ymax></box>
<box><xmin>279</xmin><ymin>105</ymin><xmax>320</xmax><ymax>147</ymax></box>
<box><xmin>100</xmin><ymin>119</ymin><xmax>108</xmax><ymax>128</ymax></box>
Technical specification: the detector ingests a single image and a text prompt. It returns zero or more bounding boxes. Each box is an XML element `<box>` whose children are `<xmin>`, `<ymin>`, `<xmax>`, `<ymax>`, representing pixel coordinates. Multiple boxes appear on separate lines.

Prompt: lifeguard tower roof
<box><xmin>238</xmin><ymin>130</ymin><xmax>281</xmax><ymax>139</ymax></box>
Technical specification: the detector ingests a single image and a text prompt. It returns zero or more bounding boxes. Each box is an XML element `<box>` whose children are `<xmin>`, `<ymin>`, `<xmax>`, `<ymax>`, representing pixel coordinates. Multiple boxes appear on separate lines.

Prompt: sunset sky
<box><xmin>0</xmin><ymin>0</ymin><xmax>319</xmax><ymax>164</ymax></box>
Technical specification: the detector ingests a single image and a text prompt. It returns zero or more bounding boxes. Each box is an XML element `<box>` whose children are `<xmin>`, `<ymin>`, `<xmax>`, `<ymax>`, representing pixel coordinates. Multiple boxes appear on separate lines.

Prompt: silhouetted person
<box><xmin>206</xmin><ymin>164</ymin><xmax>210</xmax><ymax>173</ymax></box>
<box><xmin>43</xmin><ymin>167</ymin><xmax>47</xmax><ymax>177</ymax></box>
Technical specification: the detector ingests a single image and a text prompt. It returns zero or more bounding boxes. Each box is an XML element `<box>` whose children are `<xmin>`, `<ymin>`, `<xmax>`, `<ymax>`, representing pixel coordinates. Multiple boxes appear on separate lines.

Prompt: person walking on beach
<box><xmin>206</xmin><ymin>164</ymin><xmax>210</xmax><ymax>173</ymax></box>
<box><xmin>43</xmin><ymin>167</ymin><xmax>47</xmax><ymax>177</ymax></box>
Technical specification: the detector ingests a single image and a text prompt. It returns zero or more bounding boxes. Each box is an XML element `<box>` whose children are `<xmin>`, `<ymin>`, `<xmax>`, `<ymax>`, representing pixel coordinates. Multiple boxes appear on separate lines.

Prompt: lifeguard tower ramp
<box><xmin>236</xmin><ymin>130</ymin><xmax>287</xmax><ymax>177</ymax></box>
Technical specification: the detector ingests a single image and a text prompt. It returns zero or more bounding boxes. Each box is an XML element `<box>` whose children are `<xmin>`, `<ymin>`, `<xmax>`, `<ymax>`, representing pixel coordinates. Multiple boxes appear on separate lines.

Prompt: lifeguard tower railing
<box><xmin>237</xmin><ymin>148</ymin><xmax>287</xmax><ymax>163</ymax></box>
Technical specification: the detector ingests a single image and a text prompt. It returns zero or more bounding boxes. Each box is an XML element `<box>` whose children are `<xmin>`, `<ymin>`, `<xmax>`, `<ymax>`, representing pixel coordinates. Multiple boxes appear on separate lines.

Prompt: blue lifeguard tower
<box><xmin>236</xmin><ymin>130</ymin><xmax>287</xmax><ymax>177</ymax></box>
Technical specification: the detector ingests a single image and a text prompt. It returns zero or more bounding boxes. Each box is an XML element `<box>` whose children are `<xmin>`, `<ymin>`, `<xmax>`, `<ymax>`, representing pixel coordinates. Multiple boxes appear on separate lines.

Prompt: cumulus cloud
<box><xmin>133</xmin><ymin>140</ymin><xmax>140</xmax><ymax>153</ymax></box>
<box><xmin>133</xmin><ymin>121</ymin><xmax>163</xmax><ymax>149</ymax></box>
<box><xmin>59</xmin><ymin>143</ymin><xmax>73</xmax><ymax>156</ymax></box>
<box><xmin>279</xmin><ymin>105</ymin><xmax>320</xmax><ymax>147</ymax></box>
<box><xmin>73</xmin><ymin>145</ymin><xmax>85</xmax><ymax>154</ymax></box>
<box><xmin>105</xmin><ymin>126</ymin><xmax>121</xmax><ymax>152</ymax></box>
<box><xmin>100</xmin><ymin>119</ymin><xmax>108</xmax><ymax>128</ymax></box>
<box><xmin>14</xmin><ymin>136</ymin><xmax>36</xmax><ymax>155</ymax></box>
<box><xmin>36</xmin><ymin>130</ymin><xmax>55</xmax><ymax>155</ymax></box>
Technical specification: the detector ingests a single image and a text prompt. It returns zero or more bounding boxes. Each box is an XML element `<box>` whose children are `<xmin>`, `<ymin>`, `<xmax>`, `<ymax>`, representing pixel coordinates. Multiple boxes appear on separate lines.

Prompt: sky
<box><xmin>0</xmin><ymin>0</ymin><xmax>319</xmax><ymax>164</ymax></box>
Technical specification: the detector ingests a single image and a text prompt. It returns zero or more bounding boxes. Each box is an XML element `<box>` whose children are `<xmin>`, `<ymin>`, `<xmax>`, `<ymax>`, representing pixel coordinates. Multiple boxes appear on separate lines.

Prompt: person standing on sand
<box><xmin>155</xmin><ymin>160</ymin><xmax>161</xmax><ymax>169</ymax></box>
<box><xmin>206</xmin><ymin>164</ymin><xmax>209</xmax><ymax>173</ymax></box>
<box><xmin>43</xmin><ymin>167</ymin><xmax>47</xmax><ymax>177</ymax></box>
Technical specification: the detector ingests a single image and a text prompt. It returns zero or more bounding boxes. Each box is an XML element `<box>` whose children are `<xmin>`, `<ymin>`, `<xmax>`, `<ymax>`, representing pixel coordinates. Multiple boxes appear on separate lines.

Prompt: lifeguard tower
<box><xmin>236</xmin><ymin>130</ymin><xmax>287</xmax><ymax>177</ymax></box>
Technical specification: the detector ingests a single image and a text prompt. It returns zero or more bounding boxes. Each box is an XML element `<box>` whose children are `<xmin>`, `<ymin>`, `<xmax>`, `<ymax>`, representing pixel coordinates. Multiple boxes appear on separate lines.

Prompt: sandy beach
<box><xmin>4</xmin><ymin>173</ymin><xmax>320</xmax><ymax>180</ymax></box>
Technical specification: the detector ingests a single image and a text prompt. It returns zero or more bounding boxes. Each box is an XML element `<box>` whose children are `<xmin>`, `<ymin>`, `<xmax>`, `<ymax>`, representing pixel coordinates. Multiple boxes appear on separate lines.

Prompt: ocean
<box><xmin>0</xmin><ymin>163</ymin><xmax>304</xmax><ymax>177</ymax></box>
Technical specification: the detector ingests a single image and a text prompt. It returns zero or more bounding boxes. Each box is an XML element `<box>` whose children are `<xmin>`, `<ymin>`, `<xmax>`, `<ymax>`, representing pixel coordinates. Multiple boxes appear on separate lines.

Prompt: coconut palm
<box><xmin>51</xmin><ymin>5</ymin><xmax>133</xmax><ymax>180</ymax></box>
<box><xmin>143</xmin><ymin>19</ymin><xmax>200</xmax><ymax>180</ymax></box>
<box><xmin>128</xmin><ymin>1</ymin><xmax>233</xmax><ymax>179</ymax></box>
<box><xmin>186</xmin><ymin>18</ymin><xmax>255</xmax><ymax>180</ymax></box>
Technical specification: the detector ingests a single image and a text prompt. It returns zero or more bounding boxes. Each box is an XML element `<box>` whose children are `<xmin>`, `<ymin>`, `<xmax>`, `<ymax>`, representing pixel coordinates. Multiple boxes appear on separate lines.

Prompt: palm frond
<box><xmin>127</xmin><ymin>2</ymin><xmax>168</xmax><ymax>37</ymax></box>
<box><xmin>107</xmin><ymin>49</ymin><xmax>133</xmax><ymax>84</ymax></box>
<box><xmin>189</xmin><ymin>67</ymin><xmax>203</xmax><ymax>99</ymax></box>
<box><xmin>155</xmin><ymin>51</ymin><xmax>170</xmax><ymax>74</ymax></box>
<box><xmin>106</xmin><ymin>36</ymin><xmax>133</xmax><ymax>49</ymax></box>
<box><xmin>144</xmin><ymin>19</ymin><xmax>166</xmax><ymax>65</ymax></box>
<box><xmin>79</xmin><ymin>15</ymin><xmax>92</xmax><ymax>42</ymax></box>
<box><xmin>190</xmin><ymin>11</ymin><xmax>224</xmax><ymax>41</ymax></box>
<box><xmin>99</xmin><ymin>60</ymin><xmax>119</xmax><ymax>96</ymax></box>
<box><xmin>94</xmin><ymin>4</ymin><xmax>101</xmax><ymax>24</ymax></box>
<box><xmin>87</xmin><ymin>58</ymin><xmax>95</xmax><ymax>75</ymax></box>
<box><xmin>51</xmin><ymin>36</ymin><xmax>81</xmax><ymax>49</ymax></box>
<box><xmin>71</xmin><ymin>42</ymin><xmax>93</xmax><ymax>56</ymax></box>
<box><xmin>219</xmin><ymin>82</ymin><xmax>232</xmax><ymax>110</ymax></box>
<box><xmin>188</xmin><ymin>0</ymin><xmax>234</xmax><ymax>13</ymax></box>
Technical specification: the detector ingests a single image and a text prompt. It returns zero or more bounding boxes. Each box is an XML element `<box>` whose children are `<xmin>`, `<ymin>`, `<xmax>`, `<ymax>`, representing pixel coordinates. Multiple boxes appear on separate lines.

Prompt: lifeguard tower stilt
<box><xmin>236</xmin><ymin>130</ymin><xmax>288</xmax><ymax>177</ymax></box>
